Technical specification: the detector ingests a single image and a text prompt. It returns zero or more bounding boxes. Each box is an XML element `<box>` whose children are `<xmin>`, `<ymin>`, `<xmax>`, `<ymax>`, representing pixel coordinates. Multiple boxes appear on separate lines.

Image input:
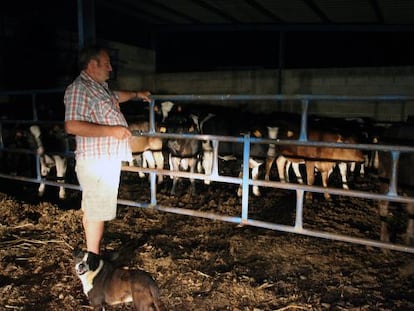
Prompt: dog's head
<box><xmin>74</xmin><ymin>250</ymin><xmax>102</xmax><ymax>276</ymax></box>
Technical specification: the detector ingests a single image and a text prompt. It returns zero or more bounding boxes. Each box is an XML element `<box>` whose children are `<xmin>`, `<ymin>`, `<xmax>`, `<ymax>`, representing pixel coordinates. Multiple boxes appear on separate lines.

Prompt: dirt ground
<box><xmin>1</xmin><ymin>167</ymin><xmax>414</xmax><ymax>311</ymax></box>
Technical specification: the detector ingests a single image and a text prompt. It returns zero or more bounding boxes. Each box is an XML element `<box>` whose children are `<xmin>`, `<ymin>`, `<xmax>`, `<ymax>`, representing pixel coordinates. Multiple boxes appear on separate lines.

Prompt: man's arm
<box><xmin>116</xmin><ymin>90</ymin><xmax>151</xmax><ymax>103</ymax></box>
<box><xmin>65</xmin><ymin>120</ymin><xmax>131</xmax><ymax>140</ymax></box>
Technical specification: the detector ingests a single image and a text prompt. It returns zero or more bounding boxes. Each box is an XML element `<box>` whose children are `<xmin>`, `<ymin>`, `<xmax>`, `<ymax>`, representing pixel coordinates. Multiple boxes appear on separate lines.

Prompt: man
<box><xmin>64</xmin><ymin>45</ymin><xmax>151</xmax><ymax>255</ymax></box>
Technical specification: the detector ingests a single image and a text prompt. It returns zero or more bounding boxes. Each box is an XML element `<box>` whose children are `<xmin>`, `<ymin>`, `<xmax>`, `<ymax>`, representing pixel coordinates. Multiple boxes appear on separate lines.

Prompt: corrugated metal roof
<box><xmin>3</xmin><ymin>0</ymin><xmax>414</xmax><ymax>73</ymax></box>
<box><xmin>97</xmin><ymin>0</ymin><xmax>414</xmax><ymax>29</ymax></box>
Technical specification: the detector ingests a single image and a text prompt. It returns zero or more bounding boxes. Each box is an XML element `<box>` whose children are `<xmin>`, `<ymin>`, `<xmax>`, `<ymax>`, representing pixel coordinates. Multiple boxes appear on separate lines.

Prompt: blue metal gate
<box><xmin>1</xmin><ymin>90</ymin><xmax>414</xmax><ymax>253</ymax></box>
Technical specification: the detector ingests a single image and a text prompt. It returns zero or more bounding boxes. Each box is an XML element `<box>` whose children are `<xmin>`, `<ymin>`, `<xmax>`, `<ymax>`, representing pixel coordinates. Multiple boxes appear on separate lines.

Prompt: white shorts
<box><xmin>75</xmin><ymin>159</ymin><xmax>122</xmax><ymax>221</ymax></box>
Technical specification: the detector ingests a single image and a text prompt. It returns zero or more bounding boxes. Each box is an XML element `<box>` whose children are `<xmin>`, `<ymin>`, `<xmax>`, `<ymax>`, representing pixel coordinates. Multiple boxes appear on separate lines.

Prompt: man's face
<box><xmin>91</xmin><ymin>50</ymin><xmax>112</xmax><ymax>83</ymax></box>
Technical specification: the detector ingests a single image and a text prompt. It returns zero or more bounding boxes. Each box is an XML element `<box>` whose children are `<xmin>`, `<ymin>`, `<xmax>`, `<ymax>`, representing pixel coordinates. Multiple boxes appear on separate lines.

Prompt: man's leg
<box><xmin>83</xmin><ymin>217</ymin><xmax>104</xmax><ymax>255</ymax></box>
<box><xmin>76</xmin><ymin>159</ymin><xmax>121</xmax><ymax>255</ymax></box>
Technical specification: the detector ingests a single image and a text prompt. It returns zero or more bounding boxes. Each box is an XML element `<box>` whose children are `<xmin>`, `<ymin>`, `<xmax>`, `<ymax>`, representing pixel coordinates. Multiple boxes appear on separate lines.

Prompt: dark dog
<box><xmin>74</xmin><ymin>250</ymin><xmax>166</xmax><ymax>311</ymax></box>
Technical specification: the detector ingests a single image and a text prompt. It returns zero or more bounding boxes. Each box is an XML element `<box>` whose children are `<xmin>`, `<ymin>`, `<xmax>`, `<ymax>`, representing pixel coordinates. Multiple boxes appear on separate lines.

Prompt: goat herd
<box><xmin>1</xmin><ymin>101</ymin><xmax>413</xmax><ymax>248</ymax></box>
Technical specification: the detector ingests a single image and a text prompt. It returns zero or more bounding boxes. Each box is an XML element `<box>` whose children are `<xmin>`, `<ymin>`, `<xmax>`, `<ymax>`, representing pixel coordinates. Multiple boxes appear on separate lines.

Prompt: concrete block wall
<box><xmin>149</xmin><ymin>66</ymin><xmax>414</xmax><ymax>122</ymax></box>
<box><xmin>151</xmin><ymin>70</ymin><xmax>281</xmax><ymax>112</ymax></box>
<box><xmin>153</xmin><ymin>70</ymin><xmax>279</xmax><ymax>95</ymax></box>
<box><xmin>105</xmin><ymin>41</ymin><xmax>156</xmax><ymax>92</ymax></box>
<box><xmin>105</xmin><ymin>42</ymin><xmax>414</xmax><ymax>122</ymax></box>
<box><xmin>283</xmin><ymin>67</ymin><xmax>414</xmax><ymax>121</ymax></box>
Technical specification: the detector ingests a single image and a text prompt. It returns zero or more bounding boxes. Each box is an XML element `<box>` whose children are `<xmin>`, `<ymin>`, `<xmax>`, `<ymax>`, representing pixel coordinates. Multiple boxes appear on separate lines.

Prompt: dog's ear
<box><xmin>102</xmin><ymin>250</ymin><xmax>120</xmax><ymax>263</ymax></box>
<box><xmin>72</xmin><ymin>246</ymin><xmax>85</xmax><ymax>259</ymax></box>
<box><xmin>73</xmin><ymin>249</ymin><xmax>81</xmax><ymax>258</ymax></box>
<box><xmin>86</xmin><ymin>252</ymin><xmax>101</xmax><ymax>271</ymax></box>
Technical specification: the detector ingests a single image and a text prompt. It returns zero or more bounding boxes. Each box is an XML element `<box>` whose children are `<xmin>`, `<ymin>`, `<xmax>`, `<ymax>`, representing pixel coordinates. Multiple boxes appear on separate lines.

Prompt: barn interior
<box><xmin>2</xmin><ymin>0</ymin><xmax>414</xmax><ymax>120</ymax></box>
<box><xmin>1</xmin><ymin>1</ymin><xmax>414</xmax><ymax>310</ymax></box>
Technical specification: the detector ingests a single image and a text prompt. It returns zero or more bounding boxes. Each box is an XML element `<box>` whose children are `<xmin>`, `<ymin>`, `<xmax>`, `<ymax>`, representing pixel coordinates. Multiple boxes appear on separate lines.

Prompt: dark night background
<box><xmin>2</xmin><ymin>1</ymin><xmax>414</xmax><ymax>90</ymax></box>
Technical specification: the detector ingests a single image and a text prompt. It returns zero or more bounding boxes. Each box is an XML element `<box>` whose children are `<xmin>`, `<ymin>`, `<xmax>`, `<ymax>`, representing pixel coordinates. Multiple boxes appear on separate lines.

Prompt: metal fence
<box><xmin>1</xmin><ymin>90</ymin><xmax>414</xmax><ymax>253</ymax></box>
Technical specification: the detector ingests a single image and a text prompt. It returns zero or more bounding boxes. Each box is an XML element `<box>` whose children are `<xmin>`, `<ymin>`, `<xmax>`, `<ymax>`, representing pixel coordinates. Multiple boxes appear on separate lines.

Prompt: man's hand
<box><xmin>136</xmin><ymin>91</ymin><xmax>151</xmax><ymax>102</ymax></box>
<box><xmin>111</xmin><ymin>126</ymin><xmax>131</xmax><ymax>140</ymax></box>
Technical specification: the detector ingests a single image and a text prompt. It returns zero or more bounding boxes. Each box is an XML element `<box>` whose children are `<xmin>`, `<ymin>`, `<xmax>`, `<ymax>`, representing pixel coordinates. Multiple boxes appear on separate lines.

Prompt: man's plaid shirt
<box><xmin>64</xmin><ymin>71</ymin><xmax>132</xmax><ymax>161</ymax></box>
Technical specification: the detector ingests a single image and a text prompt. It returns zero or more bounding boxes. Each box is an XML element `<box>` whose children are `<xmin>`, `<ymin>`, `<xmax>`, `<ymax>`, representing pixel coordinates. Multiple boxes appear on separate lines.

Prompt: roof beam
<box><xmin>100</xmin><ymin>0</ymin><xmax>172</xmax><ymax>24</ymax></box>
<box><xmin>301</xmin><ymin>0</ymin><xmax>331</xmax><ymax>23</ymax></box>
<box><xmin>368</xmin><ymin>0</ymin><xmax>385</xmax><ymax>23</ymax></box>
<box><xmin>245</xmin><ymin>0</ymin><xmax>284</xmax><ymax>23</ymax></box>
<box><xmin>102</xmin><ymin>0</ymin><xmax>204</xmax><ymax>24</ymax></box>
<box><xmin>137</xmin><ymin>0</ymin><xmax>203</xmax><ymax>23</ymax></box>
<box><xmin>192</xmin><ymin>0</ymin><xmax>241</xmax><ymax>23</ymax></box>
<box><xmin>154</xmin><ymin>23</ymin><xmax>414</xmax><ymax>33</ymax></box>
